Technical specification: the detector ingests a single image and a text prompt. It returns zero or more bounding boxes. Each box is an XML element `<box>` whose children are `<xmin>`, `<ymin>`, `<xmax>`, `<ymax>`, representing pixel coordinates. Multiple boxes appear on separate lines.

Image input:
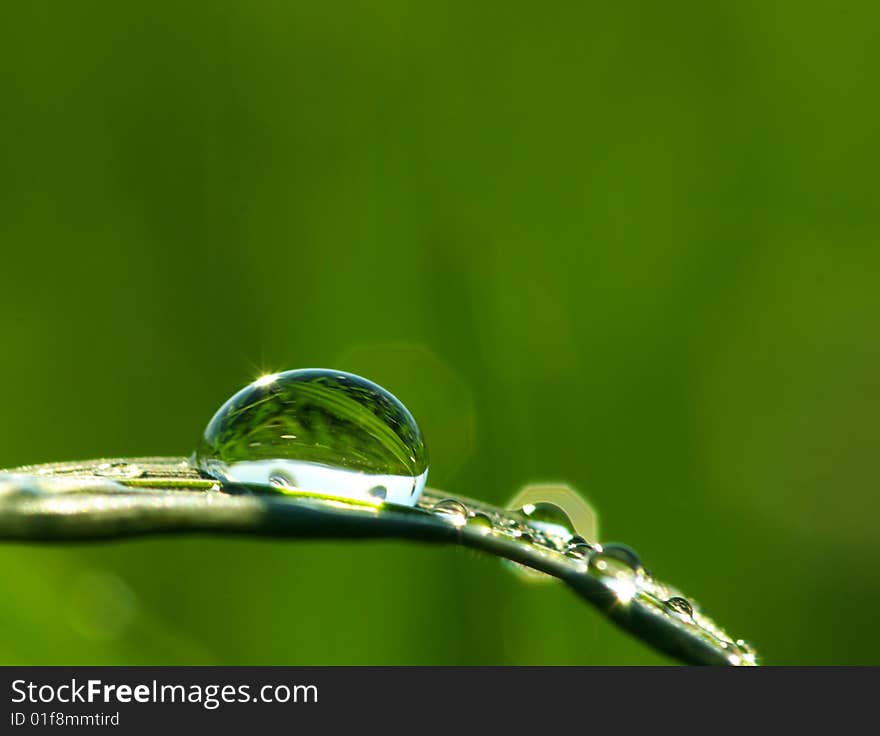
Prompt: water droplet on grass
<box><xmin>598</xmin><ymin>543</ymin><xmax>643</xmax><ymax>571</ymax></box>
<box><xmin>516</xmin><ymin>502</ymin><xmax>576</xmax><ymax>542</ymax></box>
<box><xmin>467</xmin><ymin>512</ymin><xmax>494</xmax><ymax>533</ymax></box>
<box><xmin>588</xmin><ymin>544</ymin><xmax>644</xmax><ymax>603</ymax></box>
<box><xmin>432</xmin><ymin>498</ymin><xmax>468</xmax><ymax>525</ymax></box>
<box><xmin>506</xmin><ymin>483</ymin><xmax>599</xmax><ymax>545</ymax></box>
<box><xmin>196</xmin><ymin>369</ymin><xmax>428</xmax><ymax>506</ymax></box>
<box><xmin>665</xmin><ymin>596</ymin><xmax>694</xmax><ymax>618</ymax></box>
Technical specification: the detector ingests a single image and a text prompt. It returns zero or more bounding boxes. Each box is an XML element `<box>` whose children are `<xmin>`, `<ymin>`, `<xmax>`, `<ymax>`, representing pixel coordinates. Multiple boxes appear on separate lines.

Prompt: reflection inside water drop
<box><xmin>665</xmin><ymin>596</ymin><xmax>694</xmax><ymax>619</ymax></box>
<box><xmin>195</xmin><ymin>369</ymin><xmax>429</xmax><ymax>507</ymax></box>
<box><xmin>467</xmin><ymin>512</ymin><xmax>493</xmax><ymax>533</ymax></box>
<box><xmin>517</xmin><ymin>502</ymin><xmax>575</xmax><ymax>542</ymax></box>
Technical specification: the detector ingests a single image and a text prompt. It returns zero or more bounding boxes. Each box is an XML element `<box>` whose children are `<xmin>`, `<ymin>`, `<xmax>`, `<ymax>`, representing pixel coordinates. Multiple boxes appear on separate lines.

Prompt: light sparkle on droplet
<box><xmin>610</xmin><ymin>578</ymin><xmax>637</xmax><ymax>603</ymax></box>
<box><xmin>254</xmin><ymin>373</ymin><xmax>281</xmax><ymax>387</ymax></box>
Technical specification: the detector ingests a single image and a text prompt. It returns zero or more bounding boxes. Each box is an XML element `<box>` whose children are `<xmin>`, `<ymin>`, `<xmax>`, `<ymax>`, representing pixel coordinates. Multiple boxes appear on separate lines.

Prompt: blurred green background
<box><xmin>1</xmin><ymin>2</ymin><xmax>878</xmax><ymax>665</ymax></box>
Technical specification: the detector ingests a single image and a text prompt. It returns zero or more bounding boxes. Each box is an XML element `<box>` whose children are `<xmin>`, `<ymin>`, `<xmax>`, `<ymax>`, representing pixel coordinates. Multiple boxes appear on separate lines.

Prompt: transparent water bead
<box><xmin>588</xmin><ymin>544</ymin><xmax>645</xmax><ymax>603</ymax></box>
<box><xmin>506</xmin><ymin>483</ymin><xmax>598</xmax><ymax>545</ymax></box>
<box><xmin>598</xmin><ymin>543</ymin><xmax>643</xmax><ymax>569</ymax></box>
<box><xmin>516</xmin><ymin>502</ymin><xmax>576</xmax><ymax>543</ymax></box>
<box><xmin>432</xmin><ymin>498</ymin><xmax>468</xmax><ymax>526</ymax></box>
<box><xmin>195</xmin><ymin>369</ymin><xmax>429</xmax><ymax>507</ymax></box>
<box><xmin>467</xmin><ymin>512</ymin><xmax>494</xmax><ymax>533</ymax></box>
<box><xmin>664</xmin><ymin>596</ymin><xmax>694</xmax><ymax>619</ymax></box>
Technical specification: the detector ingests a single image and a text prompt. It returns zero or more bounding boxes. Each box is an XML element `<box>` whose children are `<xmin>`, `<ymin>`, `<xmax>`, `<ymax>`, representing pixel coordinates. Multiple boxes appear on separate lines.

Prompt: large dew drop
<box><xmin>195</xmin><ymin>369</ymin><xmax>429</xmax><ymax>506</ymax></box>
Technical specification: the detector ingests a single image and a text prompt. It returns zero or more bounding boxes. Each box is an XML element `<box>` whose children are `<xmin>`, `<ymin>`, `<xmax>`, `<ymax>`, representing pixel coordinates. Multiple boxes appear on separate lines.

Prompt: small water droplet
<box><xmin>516</xmin><ymin>502</ymin><xmax>576</xmax><ymax>543</ymax></box>
<box><xmin>368</xmin><ymin>485</ymin><xmax>387</xmax><ymax>501</ymax></box>
<box><xmin>507</xmin><ymin>483</ymin><xmax>598</xmax><ymax>542</ymax></box>
<box><xmin>467</xmin><ymin>512</ymin><xmax>494</xmax><ymax>532</ymax></box>
<box><xmin>588</xmin><ymin>551</ymin><xmax>636</xmax><ymax>577</ymax></box>
<box><xmin>432</xmin><ymin>498</ymin><xmax>468</xmax><ymax>525</ymax></box>
<box><xmin>598</xmin><ymin>543</ymin><xmax>643</xmax><ymax>571</ymax></box>
<box><xmin>588</xmin><ymin>544</ymin><xmax>644</xmax><ymax>603</ymax></box>
<box><xmin>195</xmin><ymin>369</ymin><xmax>429</xmax><ymax>507</ymax></box>
<box><xmin>665</xmin><ymin>596</ymin><xmax>694</xmax><ymax>618</ymax></box>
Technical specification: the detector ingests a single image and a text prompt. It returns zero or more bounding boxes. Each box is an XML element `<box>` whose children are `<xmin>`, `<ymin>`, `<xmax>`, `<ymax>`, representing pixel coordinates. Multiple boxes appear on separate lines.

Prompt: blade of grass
<box><xmin>0</xmin><ymin>457</ymin><xmax>757</xmax><ymax>666</ymax></box>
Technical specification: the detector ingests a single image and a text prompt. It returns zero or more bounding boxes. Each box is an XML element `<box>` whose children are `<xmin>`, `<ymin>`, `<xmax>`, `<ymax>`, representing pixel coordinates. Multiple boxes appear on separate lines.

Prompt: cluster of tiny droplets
<box><xmin>421</xmin><ymin>492</ymin><xmax>757</xmax><ymax>666</ymax></box>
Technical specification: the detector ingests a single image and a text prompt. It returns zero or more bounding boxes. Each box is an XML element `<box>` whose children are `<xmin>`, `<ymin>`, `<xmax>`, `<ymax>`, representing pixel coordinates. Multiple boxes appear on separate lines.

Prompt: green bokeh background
<box><xmin>1</xmin><ymin>2</ymin><xmax>878</xmax><ymax>665</ymax></box>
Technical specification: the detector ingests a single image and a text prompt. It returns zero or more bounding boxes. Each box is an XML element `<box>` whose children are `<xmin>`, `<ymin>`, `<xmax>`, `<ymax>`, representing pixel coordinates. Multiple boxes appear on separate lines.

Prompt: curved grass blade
<box><xmin>0</xmin><ymin>457</ymin><xmax>757</xmax><ymax>667</ymax></box>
